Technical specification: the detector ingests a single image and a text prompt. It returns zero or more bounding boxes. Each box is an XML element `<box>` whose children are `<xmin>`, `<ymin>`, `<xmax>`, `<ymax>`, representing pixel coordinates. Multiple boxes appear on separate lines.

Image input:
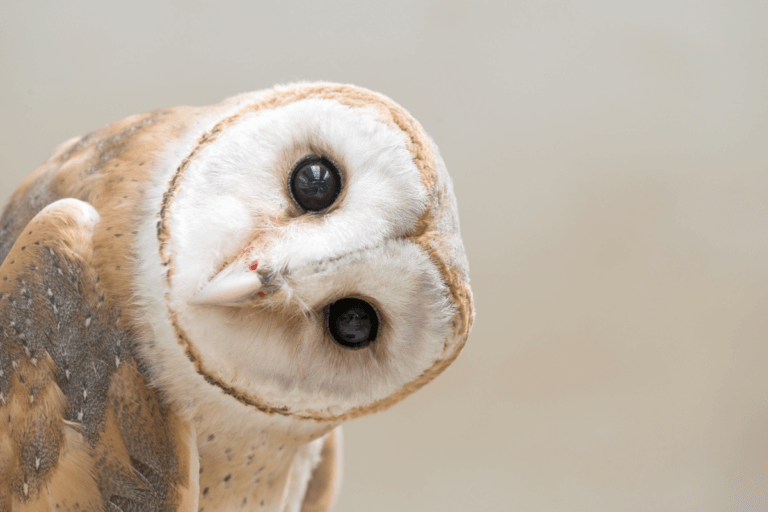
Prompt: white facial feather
<box><xmin>153</xmin><ymin>97</ymin><xmax>452</xmax><ymax>417</ymax></box>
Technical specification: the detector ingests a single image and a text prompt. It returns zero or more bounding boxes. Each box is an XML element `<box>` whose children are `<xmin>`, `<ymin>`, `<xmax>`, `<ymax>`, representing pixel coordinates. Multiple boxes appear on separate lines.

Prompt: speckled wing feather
<box><xmin>0</xmin><ymin>200</ymin><xmax>198</xmax><ymax>512</ymax></box>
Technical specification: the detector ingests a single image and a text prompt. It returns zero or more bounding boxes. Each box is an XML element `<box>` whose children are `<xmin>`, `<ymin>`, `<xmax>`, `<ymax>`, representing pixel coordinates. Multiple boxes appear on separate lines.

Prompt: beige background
<box><xmin>2</xmin><ymin>1</ymin><xmax>767</xmax><ymax>510</ymax></box>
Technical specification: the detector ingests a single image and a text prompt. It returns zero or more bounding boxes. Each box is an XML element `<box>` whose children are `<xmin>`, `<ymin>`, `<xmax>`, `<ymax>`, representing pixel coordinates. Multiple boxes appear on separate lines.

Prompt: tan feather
<box><xmin>300</xmin><ymin>428</ymin><xmax>342</xmax><ymax>512</ymax></box>
<box><xmin>0</xmin><ymin>200</ymin><xmax>197</xmax><ymax>511</ymax></box>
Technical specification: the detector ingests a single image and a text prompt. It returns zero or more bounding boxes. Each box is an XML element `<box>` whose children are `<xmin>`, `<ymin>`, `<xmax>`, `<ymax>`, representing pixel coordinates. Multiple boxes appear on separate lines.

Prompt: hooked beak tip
<box><xmin>187</xmin><ymin>265</ymin><xmax>264</xmax><ymax>306</ymax></box>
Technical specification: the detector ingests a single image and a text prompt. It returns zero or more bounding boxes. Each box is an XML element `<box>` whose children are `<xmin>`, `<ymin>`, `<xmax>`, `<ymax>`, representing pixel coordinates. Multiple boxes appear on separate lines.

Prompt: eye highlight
<box><xmin>289</xmin><ymin>156</ymin><xmax>342</xmax><ymax>212</ymax></box>
<box><xmin>327</xmin><ymin>298</ymin><xmax>379</xmax><ymax>349</ymax></box>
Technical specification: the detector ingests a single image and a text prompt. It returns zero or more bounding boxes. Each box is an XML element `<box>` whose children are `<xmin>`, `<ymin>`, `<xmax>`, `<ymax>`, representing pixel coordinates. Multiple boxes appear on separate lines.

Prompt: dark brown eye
<box><xmin>327</xmin><ymin>298</ymin><xmax>379</xmax><ymax>349</ymax></box>
<box><xmin>290</xmin><ymin>156</ymin><xmax>341</xmax><ymax>212</ymax></box>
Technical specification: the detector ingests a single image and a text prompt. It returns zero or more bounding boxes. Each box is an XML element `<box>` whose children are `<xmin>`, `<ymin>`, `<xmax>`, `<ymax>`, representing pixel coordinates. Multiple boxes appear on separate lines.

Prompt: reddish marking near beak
<box><xmin>257</xmin><ymin>292</ymin><xmax>265</xmax><ymax>296</ymax></box>
<box><xmin>249</xmin><ymin>262</ymin><xmax>258</xmax><ymax>271</ymax></box>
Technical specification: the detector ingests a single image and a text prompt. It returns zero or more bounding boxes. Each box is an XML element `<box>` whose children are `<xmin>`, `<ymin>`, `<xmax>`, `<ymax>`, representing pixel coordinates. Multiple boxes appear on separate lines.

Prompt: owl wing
<box><xmin>300</xmin><ymin>428</ymin><xmax>342</xmax><ymax>512</ymax></box>
<box><xmin>0</xmin><ymin>199</ymin><xmax>199</xmax><ymax>512</ymax></box>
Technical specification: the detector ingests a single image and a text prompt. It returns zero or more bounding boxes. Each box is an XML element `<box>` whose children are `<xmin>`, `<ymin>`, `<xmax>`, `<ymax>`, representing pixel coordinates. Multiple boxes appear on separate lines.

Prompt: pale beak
<box><xmin>188</xmin><ymin>258</ymin><xmax>264</xmax><ymax>306</ymax></box>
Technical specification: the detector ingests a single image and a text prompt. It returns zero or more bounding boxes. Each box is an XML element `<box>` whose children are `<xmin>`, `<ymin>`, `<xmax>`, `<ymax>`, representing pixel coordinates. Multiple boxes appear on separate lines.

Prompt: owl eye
<box><xmin>289</xmin><ymin>156</ymin><xmax>342</xmax><ymax>212</ymax></box>
<box><xmin>327</xmin><ymin>298</ymin><xmax>379</xmax><ymax>349</ymax></box>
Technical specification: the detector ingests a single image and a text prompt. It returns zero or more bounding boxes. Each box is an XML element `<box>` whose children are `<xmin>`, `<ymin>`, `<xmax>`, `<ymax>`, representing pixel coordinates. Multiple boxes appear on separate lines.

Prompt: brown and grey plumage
<box><xmin>0</xmin><ymin>83</ymin><xmax>473</xmax><ymax>511</ymax></box>
<box><xmin>0</xmin><ymin>200</ymin><xmax>198</xmax><ymax>511</ymax></box>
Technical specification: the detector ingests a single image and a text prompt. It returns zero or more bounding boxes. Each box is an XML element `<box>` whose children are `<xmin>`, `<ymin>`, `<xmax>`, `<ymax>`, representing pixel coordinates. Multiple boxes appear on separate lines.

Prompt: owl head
<box><xmin>143</xmin><ymin>83</ymin><xmax>473</xmax><ymax>424</ymax></box>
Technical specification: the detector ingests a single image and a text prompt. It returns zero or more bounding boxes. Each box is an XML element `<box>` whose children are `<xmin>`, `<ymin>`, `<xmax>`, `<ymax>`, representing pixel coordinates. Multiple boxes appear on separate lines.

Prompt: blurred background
<box><xmin>2</xmin><ymin>1</ymin><xmax>767</xmax><ymax>510</ymax></box>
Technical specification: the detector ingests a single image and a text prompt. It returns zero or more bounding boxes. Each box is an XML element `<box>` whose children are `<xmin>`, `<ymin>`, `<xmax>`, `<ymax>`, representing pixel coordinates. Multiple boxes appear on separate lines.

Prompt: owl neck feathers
<box><xmin>191</xmin><ymin>411</ymin><xmax>330</xmax><ymax>511</ymax></box>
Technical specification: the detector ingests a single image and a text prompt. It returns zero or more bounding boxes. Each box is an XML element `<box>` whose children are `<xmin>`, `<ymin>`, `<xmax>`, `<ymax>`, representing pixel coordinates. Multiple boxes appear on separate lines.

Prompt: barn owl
<box><xmin>0</xmin><ymin>83</ymin><xmax>474</xmax><ymax>512</ymax></box>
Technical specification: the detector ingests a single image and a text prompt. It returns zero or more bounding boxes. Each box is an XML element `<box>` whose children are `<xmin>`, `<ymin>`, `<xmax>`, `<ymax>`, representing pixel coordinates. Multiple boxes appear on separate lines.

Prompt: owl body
<box><xmin>0</xmin><ymin>84</ymin><xmax>473</xmax><ymax>511</ymax></box>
